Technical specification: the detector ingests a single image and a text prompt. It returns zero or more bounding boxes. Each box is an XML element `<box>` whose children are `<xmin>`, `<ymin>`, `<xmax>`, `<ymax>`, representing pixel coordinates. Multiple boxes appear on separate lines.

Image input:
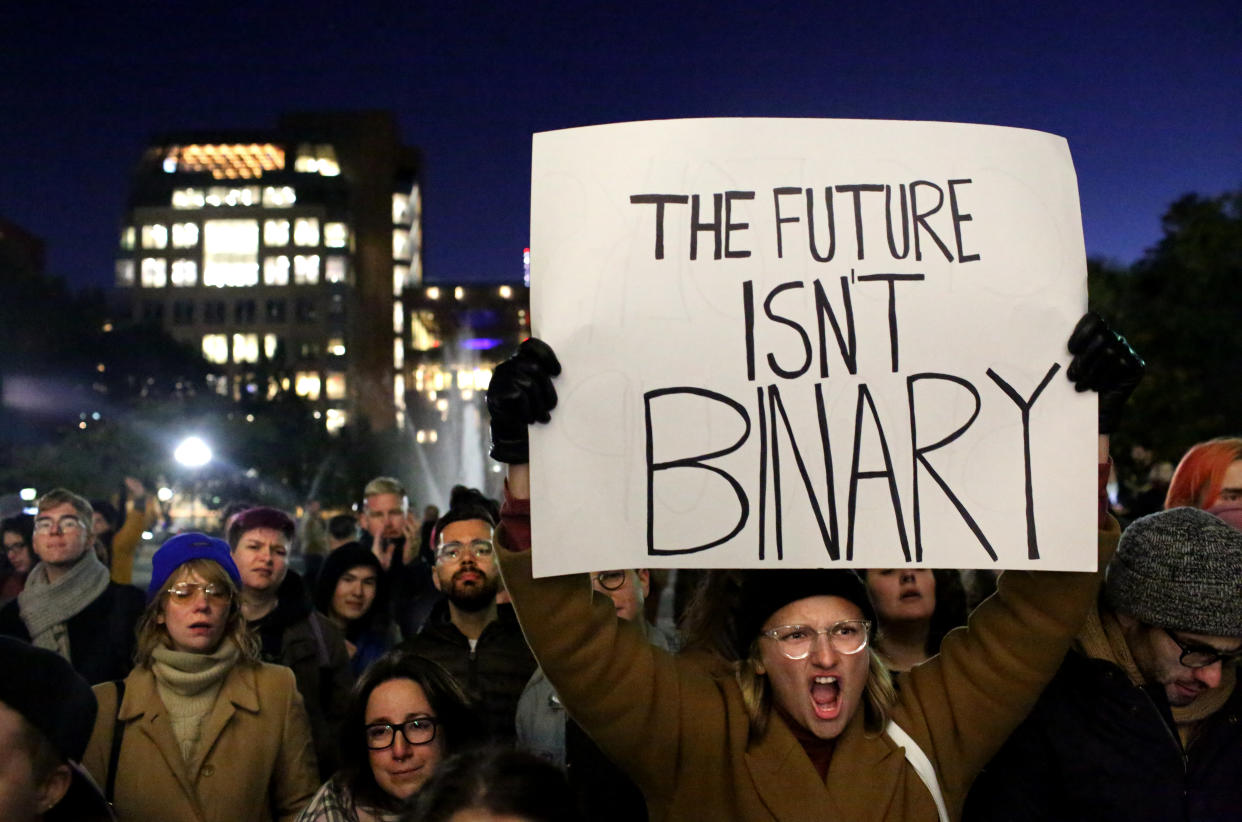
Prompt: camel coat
<box><xmin>84</xmin><ymin>660</ymin><xmax>319</xmax><ymax>822</ymax></box>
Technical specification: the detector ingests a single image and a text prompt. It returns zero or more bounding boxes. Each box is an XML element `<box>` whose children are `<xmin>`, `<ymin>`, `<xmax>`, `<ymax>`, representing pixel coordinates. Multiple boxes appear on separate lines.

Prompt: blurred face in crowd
<box><xmin>158</xmin><ymin>567</ymin><xmax>231</xmax><ymax>654</ymax></box>
<box><xmin>590</xmin><ymin>570</ymin><xmax>650</xmax><ymax>623</ymax></box>
<box><xmin>91</xmin><ymin>512</ymin><xmax>110</xmax><ymax>537</ymax></box>
<box><xmin>231</xmin><ymin>527</ymin><xmax>289</xmax><ymax>594</ymax></box>
<box><xmin>433</xmin><ymin>519</ymin><xmax>499</xmax><ymax>612</ymax></box>
<box><xmin>3</xmin><ymin>531</ymin><xmax>35</xmax><ymax>576</ymax></box>
<box><xmin>332</xmin><ymin>565</ymin><xmax>379</xmax><ymax>623</ymax></box>
<box><xmin>366</xmin><ymin>493</ymin><xmax>409</xmax><ymax>542</ymax></box>
<box><xmin>366</xmin><ymin>678</ymin><xmax>443</xmax><ymax>800</ymax></box>
<box><xmin>757</xmin><ymin>595</ymin><xmax>870</xmax><ymax>740</ymax></box>
<box><xmin>32</xmin><ymin>503</ymin><xmax>91</xmax><ymax>571</ymax></box>
<box><xmin>1121</xmin><ymin>615</ymin><xmax>1242</xmax><ymax>706</ymax></box>
<box><xmin>865</xmin><ymin>569</ymin><xmax>936</xmax><ymax>624</ymax></box>
<box><xmin>0</xmin><ymin>702</ymin><xmax>70</xmax><ymax>822</ymax></box>
<box><xmin>1218</xmin><ymin>461</ymin><xmax>1242</xmax><ymax>504</ymax></box>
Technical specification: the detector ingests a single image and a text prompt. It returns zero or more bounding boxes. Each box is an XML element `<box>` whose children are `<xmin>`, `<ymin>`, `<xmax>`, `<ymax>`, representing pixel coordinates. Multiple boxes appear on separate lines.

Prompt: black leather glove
<box><xmin>1066</xmin><ymin>312</ymin><xmax>1144</xmax><ymax>435</ymax></box>
<box><xmin>487</xmin><ymin>338</ymin><xmax>562</xmax><ymax>464</ymax></box>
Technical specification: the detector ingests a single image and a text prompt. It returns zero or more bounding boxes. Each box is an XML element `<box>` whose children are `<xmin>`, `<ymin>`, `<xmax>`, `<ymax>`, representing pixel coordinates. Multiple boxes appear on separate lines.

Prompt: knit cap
<box><xmin>1104</xmin><ymin>507</ymin><xmax>1242</xmax><ymax>637</ymax></box>
<box><xmin>734</xmin><ymin>569</ymin><xmax>877</xmax><ymax>659</ymax></box>
<box><xmin>148</xmin><ymin>532</ymin><xmax>241</xmax><ymax>602</ymax></box>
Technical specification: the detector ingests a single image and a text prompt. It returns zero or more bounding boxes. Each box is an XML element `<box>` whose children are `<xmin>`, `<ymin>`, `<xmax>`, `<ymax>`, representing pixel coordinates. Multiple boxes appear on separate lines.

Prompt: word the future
<box><xmin>630</xmin><ymin>180</ymin><xmax>1058</xmax><ymax>565</ymax></box>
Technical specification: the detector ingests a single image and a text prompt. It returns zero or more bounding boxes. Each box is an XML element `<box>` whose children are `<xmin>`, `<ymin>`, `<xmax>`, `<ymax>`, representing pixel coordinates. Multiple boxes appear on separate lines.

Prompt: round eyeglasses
<box><xmin>760</xmin><ymin>620</ymin><xmax>871</xmax><ymax>660</ymax></box>
<box><xmin>167</xmin><ymin>582</ymin><xmax>230</xmax><ymax>603</ymax></box>
<box><xmin>591</xmin><ymin>571</ymin><xmax>628</xmax><ymax>591</ymax></box>
<box><xmin>364</xmin><ymin>716</ymin><xmax>439</xmax><ymax>750</ymax></box>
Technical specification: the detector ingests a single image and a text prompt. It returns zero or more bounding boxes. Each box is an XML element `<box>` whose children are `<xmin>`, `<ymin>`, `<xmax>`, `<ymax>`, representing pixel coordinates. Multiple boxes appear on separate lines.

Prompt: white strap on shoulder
<box><xmin>885</xmin><ymin>720</ymin><xmax>949</xmax><ymax>822</ymax></box>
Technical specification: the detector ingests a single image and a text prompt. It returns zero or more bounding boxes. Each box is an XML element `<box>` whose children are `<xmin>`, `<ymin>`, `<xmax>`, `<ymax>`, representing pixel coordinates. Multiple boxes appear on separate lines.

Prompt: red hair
<box><xmin>1164</xmin><ymin>438</ymin><xmax>1242</xmax><ymax>509</ymax></box>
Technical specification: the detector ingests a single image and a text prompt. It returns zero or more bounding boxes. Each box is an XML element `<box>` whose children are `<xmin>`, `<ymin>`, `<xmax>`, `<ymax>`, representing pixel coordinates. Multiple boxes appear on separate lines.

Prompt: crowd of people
<box><xmin>1</xmin><ymin>312</ymin><xmax>1241</xmax><ymax>821</ymax></box>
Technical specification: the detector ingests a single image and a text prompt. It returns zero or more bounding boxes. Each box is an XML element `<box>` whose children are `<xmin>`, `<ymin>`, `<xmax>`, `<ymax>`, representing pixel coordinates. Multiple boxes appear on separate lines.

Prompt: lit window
<box><xmin>261</xmin><ymin>186</ymin><xmax>296</xmax><ymax>208</ymax></box>
<box><xmin>293</xmin><ymin>218</ymin><xmax>319</xmax><ymax>247</ymax></box>
<box><xmin>393</xmin><ymin>339</ymin><xmax>404</xmax><ymax>369</ymax></box>
<box><xmin>232</xmin><ymin>333</ymin><xmax>259</xmax><ymax>364</ymax></box>
<box><xmin>411</xmin><ymin>185</ymin><xmax>422</xmax><ymax>216</ymax></box>
<box><xmin>116</xmin><ymin>260</ymin><xmax>135</xmax><ymax>287</ymax></box>
<box><xmin>325</xmin><ymin>372</ymin><xmax>347</xmax><ymax>401</ymax></box>
<box><xmin>294</xmin><ymin>255</ymin><xmax>320</xmax><ymax>285</ymax></box>
<box><xmin>264</xmin><ymin>255</ymin><xmax>290</xmax><ymax>286</ymax></box>
<box><xmin>393</xmin><ymin>193</ymin><xmax>411</xmax><ymax>224</ymax></box>
<box><xmin>172</xmin><ymin>188</ymin><xmax>206</xmax><ymax>209</ymax></box>
<box><xmin>294</xmin><ymin>144</ymin><xmax>340</xmax><ymax>176</ymax></box>
<box><xmin>475</xmin><ymin>367</ymin><xmax>492</xmax><ymax>390</ymax></box>
<box><xmin>264</xmin><ymin>219</ymin><xmax>290</xmax><ymax>246</ymax></box>
<box><xmin>203</xmin><ymin>220</ymin><xmax>260</xmax><ymax>287</ymax></box>
<box><xmin>393</xmin><ymin>304</ymin><xmax>404</xmax><ymax>334</ymax></box>
<box><xmin>393</xmin><ymin>228</ymin><xmax>411</xmax><ymax>260</ymax></box>
<box><xmin>264</xmin><ymin>334</ymin><xmax>279</xmax><ymax>360</ymax></box>
<box><xmin>205</xmin><ymin>186</ymin><xmax>260</xmax><ymax>207</ymax></box>
<box><xmin>165</xmin><ymin>144</ymin><xmax>285</xmax><ymax>179</ymax></box>
<box><xmin>425</xmin><ymin>286</ymin><xmax>440</xmax><ymax>300</ymax></box>
<box><xmin>141</xmin><ymin>225</ymin><xmax>168</xmax><ymax>249</ymax></box>
<box><xmin>499</xmin><ymin>285</ymin><xmax>513</xmax><ymax>298</ymax></box>
<box><xmin>120</xmin><ymin>226</ymin><xmax>136</xmax><ymax>250</ymax></box>
<box><xmin>170</xmin><ymin>259</ymin><xmax>198</xmax><ymax>287</ymax></box>
<box><xmin>324</xmin><ymin>222</ymin><xmax>348</xmax><ymax>248</ymax></box>
<box><xmin>394</xmin><ymin>374</ymin><xmax>406</xmax><ymax>412</ymax></box>
<box><xmin>295</xmin><ymin>372</ymin><xmax>321</xmax><ymax>401</ymax></box>
<box><xmin>325</xmin><ymin>256</ymin><xmax>347</xmax><ymax>283</ymax></box>
<box><xmin>201</xmin><ymin>334</ymin><xmax>228</xmax><ymax>364</ymax></box>
<box><xmin>393</xmin><ymin>265</ymin><xmax>408</xmax><ymax>295</ymax></box>
<box><xmin>325</xmin><ymin>408</ymin><xmax>348</xmax><ymax>432</ymax></box>
<box><xmin>141</xmin><ymin>258</ymin><xmax>167</xmax><ymax>288</ymax></box>
<box><xmin>410</xmin><ymin>311</ymin><xmax>438</xmax><ymax>351</ymax></box>
<box><xmin>163</xmin><ymin>157</ymin><xmax>178</xmax><ymax>173</ymax></box>
<box><xmin>454</xmin><ymin>286</ymin><xmax>464</xmax><ymax>300</ymax></box>
<box><xmin>171</xmin><ymin>222</ymin><xmax>199</xmax><ymax>248</ymax></box>
<box><xmin>328</xmin><ymin>338</ymin><xmax>346</xmax><ymax>356</ymax></box>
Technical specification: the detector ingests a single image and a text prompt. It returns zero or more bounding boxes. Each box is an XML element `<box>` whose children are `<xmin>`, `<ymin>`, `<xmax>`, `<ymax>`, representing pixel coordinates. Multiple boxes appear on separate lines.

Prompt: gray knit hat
<box><xmin>1104</xmin><ymin>507</ymin><xmax>1242</xmax><ymax>637</ymax></box>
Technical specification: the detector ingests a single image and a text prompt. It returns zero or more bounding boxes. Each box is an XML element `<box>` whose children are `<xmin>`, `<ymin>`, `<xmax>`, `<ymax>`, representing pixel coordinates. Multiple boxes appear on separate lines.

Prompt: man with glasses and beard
<box><xmin>400</xmin><ymin>494</ymin><xmax>536</xmax><ymax>743</ymax></box>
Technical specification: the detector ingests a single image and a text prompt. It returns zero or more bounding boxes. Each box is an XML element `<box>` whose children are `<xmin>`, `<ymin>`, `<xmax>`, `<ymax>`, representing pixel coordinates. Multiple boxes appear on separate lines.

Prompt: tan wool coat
<box><xmin>84</xmin><ymin>660</ymin><xmax>320</xmax><ymax>822</ymax></box>
<box><xmin>499</xmin><ymin>505</ymin><xmax>1119</xmax><ymax>822</ymax></box>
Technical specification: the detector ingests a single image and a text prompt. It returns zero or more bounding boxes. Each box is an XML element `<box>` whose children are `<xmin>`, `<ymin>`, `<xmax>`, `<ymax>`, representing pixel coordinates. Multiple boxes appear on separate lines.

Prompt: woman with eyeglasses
<box><xmin>296</xmin><ymin>650</ymin><xmax>484</xmax><ymax>822</ymax></box>
<box><xmin>82</xmin><ymin>533</ymin><xmax>319</xmax><ymax>822</ymax></box>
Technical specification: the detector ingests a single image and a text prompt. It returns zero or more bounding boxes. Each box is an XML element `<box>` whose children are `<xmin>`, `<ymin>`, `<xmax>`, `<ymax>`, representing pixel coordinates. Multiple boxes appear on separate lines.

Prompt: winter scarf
<box><xmin>151</xmin><ymin>641</ymin><xmax>241</xmax><ymax>762</ymax></box>
<box><xmin>17</xmin><ymin>549</ymin><xmax>111</xmax><ymax>658</ymax></box>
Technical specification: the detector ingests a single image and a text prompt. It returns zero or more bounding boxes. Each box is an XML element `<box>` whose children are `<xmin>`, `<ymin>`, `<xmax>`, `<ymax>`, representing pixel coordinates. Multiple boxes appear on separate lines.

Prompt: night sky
<box><xmin>2</xmin><ymin>1</ymin><xmax>1239</xmax><ymax>291</ymax></box>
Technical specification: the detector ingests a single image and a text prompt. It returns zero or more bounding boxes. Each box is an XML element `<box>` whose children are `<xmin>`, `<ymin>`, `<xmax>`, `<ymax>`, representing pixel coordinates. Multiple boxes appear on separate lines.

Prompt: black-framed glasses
<box><xmin>1162</xmin><ymin>628</ymin><xmax>1242</xmax><ymax>669</ymax></box>
<box><xmin>33</xmin><ymin>515</ymin><xmax>85</xmax><ymax>534</ymax></box>
<box><xmin>592</xmin><ymin>571</ymin><xmax>628</xmax><ymax>591</ymax></box>
<box><xmin>364</xmin><ymin>716</ymin><xmax>439</xmax><ymax>749</ymax></box>
<box><xmin>4</xmin><ymin>541</ymin><xmax>28</xmax><ymax>554</ymax></box>
<box><xmin>760</xmin><ymin>620</ymin><xmax>872</xmax><ymax>660</ymax></box>
<box><xmin>167</xmin><ymin>582</ymin><xmax>230</xmax><ymax>603</ymax></box>
<box><xmin>436</xmin><ymin>540</ymin><xmax>494</xmax><ymax>564</ymax></box>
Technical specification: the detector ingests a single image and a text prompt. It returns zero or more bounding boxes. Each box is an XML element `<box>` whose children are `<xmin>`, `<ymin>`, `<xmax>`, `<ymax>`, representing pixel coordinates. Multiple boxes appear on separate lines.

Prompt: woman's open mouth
<box><xmin>810</xmin><ymin>676</ymin><xmax>841</xmax><ymax>720</ymax></box>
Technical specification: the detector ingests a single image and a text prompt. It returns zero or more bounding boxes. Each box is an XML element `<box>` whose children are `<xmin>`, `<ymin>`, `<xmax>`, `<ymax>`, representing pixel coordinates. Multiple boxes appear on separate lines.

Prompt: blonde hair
<box><xmin>734</xmin><ymin>639</ymin><xmax>896</xmax><ymax>741</ymax></box>
<box><xmin>134</xmin><ymin>558</ymin><xmax>260</xmax><ymax>667</ymax></box>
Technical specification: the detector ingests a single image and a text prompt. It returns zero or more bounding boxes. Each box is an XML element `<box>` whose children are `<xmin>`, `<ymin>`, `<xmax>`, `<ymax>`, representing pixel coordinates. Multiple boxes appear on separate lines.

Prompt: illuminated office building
<box><xmin>114</xmin><ymin>112</ymin><xmax>421</xmax><ymax>432</ymax></box>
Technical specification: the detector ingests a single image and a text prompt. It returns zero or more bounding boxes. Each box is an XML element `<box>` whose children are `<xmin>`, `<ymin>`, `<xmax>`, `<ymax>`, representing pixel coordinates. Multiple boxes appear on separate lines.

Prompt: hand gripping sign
<box><xmin>529</xmin><ymin>118</ymin><xmax>1095</xmax><ymax>576</ymax></box>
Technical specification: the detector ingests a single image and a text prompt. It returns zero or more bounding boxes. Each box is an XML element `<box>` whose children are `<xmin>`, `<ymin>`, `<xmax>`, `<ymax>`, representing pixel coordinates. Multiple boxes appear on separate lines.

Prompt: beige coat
<box><xmin>84</xmin><ymin>661</ymin><xmax>319</xmax><ymax>822</ymax></box>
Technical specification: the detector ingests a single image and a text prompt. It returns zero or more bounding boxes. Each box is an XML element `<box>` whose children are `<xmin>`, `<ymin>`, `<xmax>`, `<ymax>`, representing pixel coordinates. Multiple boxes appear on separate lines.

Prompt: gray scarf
<box><xmin>18</xmin><ymin>550</ymin><xmax>112</xmax><ymax>658</ymax></box>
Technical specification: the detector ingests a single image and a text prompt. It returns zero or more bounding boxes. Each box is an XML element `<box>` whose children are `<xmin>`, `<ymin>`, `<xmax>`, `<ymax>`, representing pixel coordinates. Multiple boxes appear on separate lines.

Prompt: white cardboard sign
<box><xmin>529</xmin><ymin>118</ymin><xmax>1095</xmax><ymax>576</ymax></box>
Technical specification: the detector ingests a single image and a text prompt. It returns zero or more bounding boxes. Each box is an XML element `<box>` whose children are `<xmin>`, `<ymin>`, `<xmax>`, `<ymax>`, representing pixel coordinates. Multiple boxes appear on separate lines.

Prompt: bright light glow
<box><xmin>294</xmin><ymin>144</ymin><xmax>340</xmax><ymax>176</ymax></box>
<box><xmin>172</xmin><ymin>188</ymin><xmax>206</xmax><ymax>209</ymax></box>
<box><xmin>328</xmin><ymin>338</ymin><xmax>346</xmax><ymax>356</ymax></box>
<box><xmin>393</xmin><ymin>229</ymin><xmax>411</xmax><ymax>261</ymax></box>
<box><xmin>174</xmin><ymin>436</ymin><xmax>213</xmax><ymax>468</ymax></box>
<box><xmin>392</xmin><ymin>304</ymin><xmax>403</xmax><ymax>334</ymax></box>
<box><xmin>262</xmin><ymin>186</ymin><xmax>296</xmax><ymax>207</ymax></box>
<box><xmin>170</xmin><ymin>259</ymin><xmax>197</xmax><ymax>287</ymax></box>
<box><xmin>19</xmin><ymin>488</ymin><xmax>36</xmax><ymax>502</ymax></box>
<box><xmin>325</xmin><ymin>372</ymin><xmax>347</xmax><ymax>400</ymax></box>
<box><xmin>499</xmin><ymin>285</ymin><xmax>512</xmax><ymax>299</ymax></box>
<box><xmin>324</xmin><ymin>222</ymin><xmax>348</xmax><ymax>248</ymax></box>
<box><xmin>393</xmin><ymin>193</ymin><xmax>411</xmax><ymax>224</ymax></box>
<box><xmin>264</xmin><ymin>334</ymin><xmax>279</xmax><ymax>360</ymax></box>
<box><xmin>201</xmin><ymin>334</ymin><xmax>228</xmax><ymax>364</ymax></box>
<box><xmin>264</xmin><ymin>255</ymin><xmax>290</xmax><ymax>285</ymax></box>
<box><xmin>141</xmin><ymin>258</ymin><xmax>167</xmax><ymax>288</ymax></box>
<box><xmin>205</xmin><ymin>186</ymin><xmax>260</xmax><ymax>207</ymax></box>
<box><xmin>171</xmin><ymin>222</ymin><xmax>199</xmax><ymax>248</ymax></box>
<box><xmin>294</xmin><ymin>255</ymin><xmax>320</xmax><ymax>284</ymax></box>
<box><xmin>393</xmin><ymin>265</ymin><xmax>408</xmax><ymax>296</ymax></box>
<box><xmin>203</xmin><ymin>219</ymin><xmax>259</xmax><ymax>287</ymax></box>
<box><xmin>157</xmin><ymin>487</ymin><xmax>174</xmax><ymax>502</ymax></box>
<box><xmin>116</xmin><ymin>260</ymin><xmax>135</xmax><ymax>287</ymax></box>
<box><xmin>462</xmin><ymin>337</ymin><xmax>502</xmax><ymax>351</ymax></box>
<box><xmin>295</xmin><ymin>372</ymin><xmax>321</xmax><ymax>401</ymax></box>
<box><xmin>326</xmin><ymin>409</ymin><xmax>348</xmax><ymax>432</ymax></box>
<box><xmin>454</xmin><ymin>286</ymin><xmax>464</xmax><ymax>300</ymax></box>
<box><xmin>264</xmin><ymin>219</ymin><xmax>290</xmax><ymax>246</ymax></box>
<box><xmin>163</xmin><ymin>143</ymin><xmax>285</xmax><ymax>179</ymax></box>
<box><xmin>142</xmin><ymin>530</ymin><xmax>154</xmax><ymax>540</ymax></box>
<box><xmin>120</xmin><ymin>226</ymin><xmax>136</xmax><ymax>249</ymax></box>
<box><xmin>141</xmin><ymin>224</ymin><xmax>168</xmax><ymax>249</ymax></box>
<box><xmin>325</xmin><ymin>256</ymin><xmax>347</xmax><ymax>284</ymax></box>
<box><xmin>232</xmin><ymin>333</ymin><xmax>259</xmax><ymax>364</ymax></box>
<box><xmin>293</xmin><ymin>218</ymin><xmax>319</xmax><ymax>247</ymax></box>
<box><xmin>393</xmin><ymin>338</ymin><xmax>403</xmax><ymax>369</ymax></box>
<box><xmin>425</xmin><ymin>287</ymin><xmax>440</xmax><ymax>300</ymax></box>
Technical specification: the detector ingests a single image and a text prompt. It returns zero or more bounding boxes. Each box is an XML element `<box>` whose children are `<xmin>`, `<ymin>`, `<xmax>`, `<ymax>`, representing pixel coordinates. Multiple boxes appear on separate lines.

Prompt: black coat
<box><xmin>0</xmin><ymin>582</ymin><xmax>145</xmax><ymax>685</ymax></box>
<box><xmin>964</xmin><ymin>648</ymin><xmax>1242</xmax><ymax>821</ymax></box>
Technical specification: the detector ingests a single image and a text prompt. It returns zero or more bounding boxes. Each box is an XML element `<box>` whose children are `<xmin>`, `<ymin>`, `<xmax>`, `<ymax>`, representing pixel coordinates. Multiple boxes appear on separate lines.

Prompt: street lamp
<box><xmin>174</xmin><ymin>436</ymin><xmax>212</xmax><ymax>527</ymax></box>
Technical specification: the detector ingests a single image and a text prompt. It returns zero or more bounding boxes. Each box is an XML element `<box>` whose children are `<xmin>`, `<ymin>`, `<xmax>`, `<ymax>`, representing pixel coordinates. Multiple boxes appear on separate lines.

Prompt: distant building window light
<box><xmin>393</xmin><ymin>265</ymin><xmax>409</xmax><ymax>296</ymax></box>
<box><xmin>172</xmin><ymin>188</ymin><xmax>206</xmax><ymax>209</ymax></box>
<box><xmin>394</xmin><ymin>374</ymin><xmax>406</xmax><ymax>411</ymax></box>
<box><xmin>327</xmin><ymin>337</ymin><xmax>346</xmax><ymax>356</ymax></box>
<box><xmin>264</xmin><ymin>219</ymin><xmax>290</xmax><ymax>246</ymax></box>
<box><xmin>293</xmin><ymin>218</ymin><xmax>319</xmax><ymax>247</ymax></box>
<box><xmin>264</xmin><ymin>255</ymin><xmax>290</xmax><ymax>286</ymax></box>
<box><xmin>205</xmin><ymin>186</ymin><xmax>260</xmax><ymax>208</ymax></box>
<box><xmin>120</xmin><ymin>226</ymin><xmax>136</xmax><ymax>250</ymax></box>
<box><xmin>324</xmin><ymin>256</ymin><xmax>347</xmax><ymax>284</ymax></box>
<box><xmin>454</xmin><ymin>286</ymin><xmax>464</xmax><ymax>300</ymax></box>
<box><xmin>295</xmin><ymin>372</ymin><xmax>321</xmax><ymax>401</ymax></box>
<box><xmin>262</xmin><ymin>186</ymin><xmax>296</xmax><ymax>208</ymax></box>
<box><xmin>232</xmin><ymin>333</ymin><xmax>259</xmax><ymax>364</ymax></box>
<box><xmin>264</xmin><ymin>333</ymin><xmax>279</xmax><ymax>360</ymax></box>
<box><xmin>170</xmin><ymin>259</ymin><xmax>198</xmax><ymax>287</ymax></box>
<box><xmin>141</xmin><ymin>224</ymin><xmax>168</xmax><ymax>250</ymax></box>
<box><xmin>163</xmin><ymin>157</ymin><xmax>178</xmax><ymax>173</ymax></box>
<box><xmin>140</xmin><ymin>258</ymin><xmax>167</xmax><ymax>288</ymax></box>
<box><xmin>115</xmin><ymin>259</ymin><xmax>135</xmax><ymax>287</ymax></box>
<box><xmin>325</xmin><ymin>372</ymin><xmax>347</xmax><ymax>401</ymax></box>
<box><xmin>171</xmin><ymin>222</ymin><xmax>199</xmax><ymax>248</ymax></box>
<box><xmin>462</xmin><ymin>337</ymin><xmax>502</xmax><ymax>351</ymax></box>
<box><xmin>325</xmin><ymin>408</ymin><xmax>348</xmax><ymax>433</ymax></box>
<box><xmin>201</xmin><ymin>334</ymin><xmax>228</xmax><ymax>364</ymax></box>
<box><xmin>425</xmin><ymin>287</ymin><xmax>440</xmax><ymax>300</ymax></box>
<box><xmin>202</xmin><ymin>219</ymin><xmax>260</xmax><ymax>287</ymax></box>
<box><xmin>410</xmin><ymin>311</ymin><xmax>438</xmax><ymax>352</ymax></box>
<box><xmin>498</xmin><ymin>285</ymin><xmax>513</xmax><ymax>299</ymax></box>
<box><xmin>393</xmin><ymin>338</ymin><xmax>403</xmax><ymax>370</ymax></box>
<box><xmin>293</xmin><ymin>255</ymin><xmax>320</xmax><ymax>285</ymax></box>
<box><xmin>411</xmin><ymin>185</ymin><xmax>422</xmax><ymax>217</ymax></box>
<box><xmin>164</xmin><ymin>143</ymin><xmax>285</xmax><ymax>179</ymax></box>
<box><xmin>294</xmin><ymin>144</ymin><xmax>340</xmax><ymax>176</ymax></box>
<box><xmin>393</xmin><ymin>228</ymin><xmax>411</xmax><ymax>261</ymax></box>
<box><xmin>392</xmin><ymin>193</ymin><xmax>411</xmax><ymax>224</ymax></box>
<box><xmin>392</xmin><ymin>304</ymin><xmax>404</xmax><ymax>335</ymax></box>
<box><xmin>324</xmin><ymin>222</ymin><xmax>348</xmax><ymax>248</ymax></box>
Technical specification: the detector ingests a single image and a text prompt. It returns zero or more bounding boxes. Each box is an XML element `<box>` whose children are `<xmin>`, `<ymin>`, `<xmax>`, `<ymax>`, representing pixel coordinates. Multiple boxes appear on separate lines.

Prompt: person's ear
<box><xmin>36</xmin><ymin>763</ymin><xmax>72</xmax><ymax>815</ymax></box>
<box><xmin>636</xmin><ymin>569</ymin><xmax>651</xmax><ymax>598</ymax></box>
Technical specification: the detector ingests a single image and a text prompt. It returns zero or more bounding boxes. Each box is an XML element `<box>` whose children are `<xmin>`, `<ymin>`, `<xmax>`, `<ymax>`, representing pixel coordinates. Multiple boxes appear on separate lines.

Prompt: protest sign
<box><xmin>529</xmin><ymin>118</ymin><xmax>1095</xmax><ymax>576</ymax></box>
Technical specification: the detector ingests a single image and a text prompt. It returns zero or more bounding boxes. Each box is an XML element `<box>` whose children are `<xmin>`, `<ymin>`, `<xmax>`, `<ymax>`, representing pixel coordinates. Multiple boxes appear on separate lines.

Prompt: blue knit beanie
<box><xmin>147</xmin><ymin>532</ymin><xmax>242</xmax><ymax>602</ymax></box>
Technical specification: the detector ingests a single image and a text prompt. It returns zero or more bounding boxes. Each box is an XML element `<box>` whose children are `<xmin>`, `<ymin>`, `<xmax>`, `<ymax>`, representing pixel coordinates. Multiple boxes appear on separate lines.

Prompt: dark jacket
<box><xmin>0</xmin><ymin>581</ymin><xmax>144</xmax><ymax>685</ymax></box>
<box><xmin>965</xmin><ymin>644</ymin><xmax>1242</xmax><ymax>821</ymax></box>
<box><xmin>400</xmin><ymin>600</ymin><xmax>536</xmax><ymax>742</ymax></box>
<box><xmin>250</xmin><ymin>570</ymin><xmax>354</xmax><ymax>779</ymax></box>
